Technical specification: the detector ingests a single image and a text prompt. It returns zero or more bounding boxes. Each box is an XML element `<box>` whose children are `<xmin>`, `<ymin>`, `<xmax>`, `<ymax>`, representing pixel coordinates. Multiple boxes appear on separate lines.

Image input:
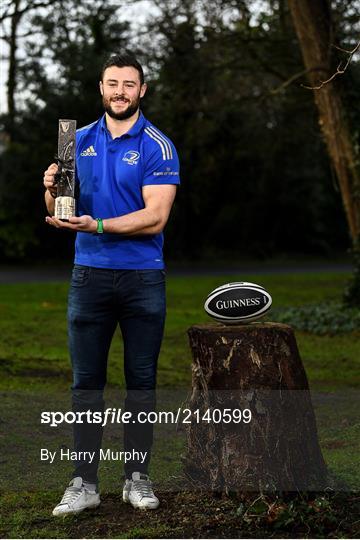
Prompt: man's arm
<box><xmin>45</xmin><ymin>184</ymin><xmax>177</xmax><ymax>235</ymax></box>
<box><xmin>103</xmin><ymin>185</ymin><xmax>177</xmax><ymax>235</ymax></box>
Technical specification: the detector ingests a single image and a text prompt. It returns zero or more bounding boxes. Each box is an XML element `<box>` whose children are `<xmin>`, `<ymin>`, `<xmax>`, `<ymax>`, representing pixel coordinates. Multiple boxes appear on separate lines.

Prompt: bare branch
<box><xmin>270</xmin><ymin>68</ymin><xmax>314</xmax><ymax>94</ymax></box>
<box><xmin>17</xmin><ymin>30</ymin><xmax>44</xmax><ymax>39</ymax></box>
<box><xmin>302</xmin><ymin>40</ymin><xmax>360</xmax><ymax>90</ymax></box>
<box><xmin>0</xmin><ymin>0</ymin><xmax>60</xmax><ymax>23</ymax></box>
<box><xmin>0</xmin><ymin>19</ymin><xmax>10</xmax><ymax>40</ymax></box>
<box><xmin>0</xmin><ymin>2</ymin><xmax>13</xmax><ymax>24</ymax></box>
<box><xmin>333</xmin><ymin>42</ymin><xmax>360</xmax><ymax>55</ymax></box>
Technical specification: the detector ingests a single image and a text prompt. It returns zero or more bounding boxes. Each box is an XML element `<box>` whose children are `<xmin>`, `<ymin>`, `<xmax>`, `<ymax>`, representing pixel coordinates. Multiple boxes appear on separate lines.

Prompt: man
<box><xmin>43</xmin><ymin>53</ymin><xmax>180</xmax><ymax>514</ymax></box>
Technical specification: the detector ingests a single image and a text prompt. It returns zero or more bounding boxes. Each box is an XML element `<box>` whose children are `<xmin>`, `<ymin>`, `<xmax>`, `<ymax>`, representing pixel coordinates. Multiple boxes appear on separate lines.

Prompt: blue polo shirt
<box><xmin>74</xmin><ymin>111</ymin><xmax>180</xmax><ymax>269</ymax></box>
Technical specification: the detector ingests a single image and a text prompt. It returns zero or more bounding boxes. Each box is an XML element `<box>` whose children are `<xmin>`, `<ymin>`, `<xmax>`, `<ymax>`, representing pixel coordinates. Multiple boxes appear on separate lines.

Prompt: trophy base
<box><xmin>55</xmin><ymin>196</ymin><xmax>75</xmax><ymax>220</ymax></box>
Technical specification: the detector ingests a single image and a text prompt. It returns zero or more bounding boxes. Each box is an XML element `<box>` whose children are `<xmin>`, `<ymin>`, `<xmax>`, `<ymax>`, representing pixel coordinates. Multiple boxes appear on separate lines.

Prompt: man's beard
<box><xmin>103</xmin><ymin>94</ymin><xmax>141</xmax><ymax>120</ymax></box>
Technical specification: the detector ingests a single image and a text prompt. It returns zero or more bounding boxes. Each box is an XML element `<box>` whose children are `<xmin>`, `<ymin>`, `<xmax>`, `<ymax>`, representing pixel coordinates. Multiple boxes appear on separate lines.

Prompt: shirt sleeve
<box><xmin>142</xmin><ymin>137</ymin><xmax>180</xmax><ymax>186</ymax></box>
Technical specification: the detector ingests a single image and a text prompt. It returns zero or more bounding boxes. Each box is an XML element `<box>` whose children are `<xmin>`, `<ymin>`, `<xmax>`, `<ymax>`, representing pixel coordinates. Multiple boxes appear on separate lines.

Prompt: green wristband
<box><xmin>96</xmin><ymin>218</ymin><xmax>104</xmax><ymax>234</ymax></box>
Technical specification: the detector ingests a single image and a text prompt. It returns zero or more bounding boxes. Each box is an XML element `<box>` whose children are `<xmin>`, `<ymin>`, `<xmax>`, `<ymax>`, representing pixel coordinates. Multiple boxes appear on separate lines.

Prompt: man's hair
<box><xmin>101</xmin><ymin>53</ymin><xmax>144</xmax><ymax>85</ymax></box>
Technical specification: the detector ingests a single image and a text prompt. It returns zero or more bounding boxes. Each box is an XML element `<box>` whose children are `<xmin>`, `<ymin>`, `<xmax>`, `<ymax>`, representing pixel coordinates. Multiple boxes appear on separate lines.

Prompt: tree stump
<box><xmin>183</xmin><ymin>322</ymin><xmax>327</xmax><ymax>492</ymax></box>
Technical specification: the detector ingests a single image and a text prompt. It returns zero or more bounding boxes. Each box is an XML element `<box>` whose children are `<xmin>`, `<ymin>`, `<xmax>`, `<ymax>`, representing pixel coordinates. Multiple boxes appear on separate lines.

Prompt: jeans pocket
<box><xmin>71</xmin><ymin>265</ymin><xmax>90</xmax><ymax>287</ymax></box>
<box><xmin>136</xmin><ymin>269</ymin><xmax>166</xmax><ymax>285</ymax></box>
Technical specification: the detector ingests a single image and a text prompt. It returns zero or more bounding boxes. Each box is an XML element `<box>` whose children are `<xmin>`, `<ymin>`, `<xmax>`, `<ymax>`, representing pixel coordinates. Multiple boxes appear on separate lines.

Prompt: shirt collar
<box><xmin>100</xmin><ymin>110</ymin><xmax>145</xmax><ymax>139</ymax></box>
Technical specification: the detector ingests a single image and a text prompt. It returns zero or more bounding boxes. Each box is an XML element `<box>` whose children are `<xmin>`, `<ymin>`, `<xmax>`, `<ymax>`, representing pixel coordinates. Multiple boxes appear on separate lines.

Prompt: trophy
<box><xmin>54</xmin><ymin>119</ymin><xmax>77</xmax><ymax>220</ymax></box>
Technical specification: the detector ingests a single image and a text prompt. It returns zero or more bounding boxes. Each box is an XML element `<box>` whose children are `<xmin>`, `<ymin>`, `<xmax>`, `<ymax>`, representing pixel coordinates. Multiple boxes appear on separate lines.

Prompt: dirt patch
<box><xmin>322</xmin><ymin>440</ymin><xmax>352</xmax><ymax>450</ymax></box>
<box><xmin>15</xmin><ymin>367</ymin><xmax>72</xmax><ymax>379</ymax></box>
<box><xmin>0</xmin><ymin>359</ymin><xmax>72</xmax><ymax>380</ymax></box>
<box><xmin>54</xmin><ymin>490</ymin><xmax>360</xmax><ymax>539</ymax></box>
<box><xmin>1</xmin><ymin>489</ymin><xmax>360</xmax><ymax>538</ymax></box>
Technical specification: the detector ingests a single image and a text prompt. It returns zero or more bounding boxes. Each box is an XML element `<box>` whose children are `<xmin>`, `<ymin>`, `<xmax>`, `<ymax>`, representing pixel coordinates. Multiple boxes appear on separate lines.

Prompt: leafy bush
<box><xmin>270</xmin><ymin>302</ymin><xmax>360</xmax><ymax>335</ymax></box>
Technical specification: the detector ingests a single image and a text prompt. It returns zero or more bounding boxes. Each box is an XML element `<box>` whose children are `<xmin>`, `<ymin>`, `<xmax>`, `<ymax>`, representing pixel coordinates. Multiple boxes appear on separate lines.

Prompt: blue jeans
<box><xmin>68</xmin><ymin>265</ymin><xmax>166</xmax><ymax>483</ymax></box>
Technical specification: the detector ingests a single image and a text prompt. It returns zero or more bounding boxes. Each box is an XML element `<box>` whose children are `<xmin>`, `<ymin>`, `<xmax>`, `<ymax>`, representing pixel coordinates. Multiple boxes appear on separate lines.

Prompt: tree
<box><xmin>0</xmin><ymin>0</ymin><xmax>61</xmax><ymax>139</ymax></box>
<box><xmin>144</xmin><ymin>0</ymin><xmax>348</xmax><ymax>259</ymax></box>
<box><xmin>0</xmin><ymin>0</ymin><xmax>355</xmax><ymax>262</ymax></box>
<box><xmin>287</xmin><ymin>0</ymin><xmax>360</xmax><ymax>304</ymax></box>
<box><xmin>0</xmin><ymin>0</ymin><xmax>130</xmax><ymax>259</ymax></box>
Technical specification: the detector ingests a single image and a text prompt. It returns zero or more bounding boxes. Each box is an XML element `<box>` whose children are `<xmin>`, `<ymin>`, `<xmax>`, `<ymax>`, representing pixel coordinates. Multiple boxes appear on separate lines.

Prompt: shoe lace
<box><xmin>60</xmin><ymin>486</ymin><xmax>82</xmax><ymax>505</ymax></box>
<box><xmin>132</xmin><ymin>478</ymin><xmax>155</xmax><ymax>499</ymax></box>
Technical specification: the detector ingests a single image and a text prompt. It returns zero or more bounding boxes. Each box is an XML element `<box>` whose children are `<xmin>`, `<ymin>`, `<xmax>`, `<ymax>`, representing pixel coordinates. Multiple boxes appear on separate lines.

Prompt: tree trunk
<box><xmin>7</xmin><ymin>0</ymin><xmax>21</xmax><ymax>139</ymax></box>
<box><xmin>287</xmin><ymin>0</ymin><xmax>360</xmax><ymax>243</ymax></box>
<box><xmin>184</xmin><ymin>323</ymin><xmax>327</xmax><ymax>493</ymax></box>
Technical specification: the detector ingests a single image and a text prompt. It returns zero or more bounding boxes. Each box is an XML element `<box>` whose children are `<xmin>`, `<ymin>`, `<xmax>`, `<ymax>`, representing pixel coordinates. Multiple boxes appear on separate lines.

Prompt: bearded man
<box><xmin>43</xmin><ymin>53</ymin><xmax>180</xmax><ymax>514</ymax></box>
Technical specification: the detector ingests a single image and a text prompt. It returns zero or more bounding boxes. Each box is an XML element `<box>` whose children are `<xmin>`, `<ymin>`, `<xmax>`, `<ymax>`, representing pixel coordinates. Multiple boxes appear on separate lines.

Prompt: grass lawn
<box><xmin>0</xmin><ymin>270</ymin><xmax>359</xmax><ymax>538</ymax></box>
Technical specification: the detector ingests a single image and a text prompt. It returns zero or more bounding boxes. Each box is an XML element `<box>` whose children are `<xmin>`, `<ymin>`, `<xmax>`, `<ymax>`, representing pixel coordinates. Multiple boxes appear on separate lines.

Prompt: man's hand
<box><xmin>45</xmin><ymin>215</ymin><xmax>97</xmax><ymax>233</ymax></box>
<box><xmin>45</xmin><ymin>184</ymin><xmax>177</xmax><ymax>235</ymax></box>
<box><xmin>43</xmin><ymin>163</ymin><xmax>59</xmax><ymax>198</ymax></box>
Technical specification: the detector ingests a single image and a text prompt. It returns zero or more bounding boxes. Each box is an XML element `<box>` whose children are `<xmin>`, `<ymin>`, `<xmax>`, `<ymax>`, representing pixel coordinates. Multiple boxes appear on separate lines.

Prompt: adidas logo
<box><xmin>80</xmin><ymin>145</ymin><xmax>97</xmax><ymax>156</ymax></box>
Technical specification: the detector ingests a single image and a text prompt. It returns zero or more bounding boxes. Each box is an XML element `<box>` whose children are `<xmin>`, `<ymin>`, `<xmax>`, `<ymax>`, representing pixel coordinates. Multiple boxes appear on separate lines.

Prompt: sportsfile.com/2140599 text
<box><xmin>40</xmin><ymin>408</ymin><xmax>252</xmax><ymax>427</ymax></box>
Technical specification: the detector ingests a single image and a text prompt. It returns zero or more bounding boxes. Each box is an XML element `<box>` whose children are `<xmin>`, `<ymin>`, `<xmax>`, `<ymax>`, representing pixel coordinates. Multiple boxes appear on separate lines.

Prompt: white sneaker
<box><xmin>123</xmin><ymin>472</ymin><xmax>159</xmax><ymax>509</ymax></box>
<box><xmin>52</xmin><ymin>477</ymin><xmax>100</xmax><ymax>516</ymax></box>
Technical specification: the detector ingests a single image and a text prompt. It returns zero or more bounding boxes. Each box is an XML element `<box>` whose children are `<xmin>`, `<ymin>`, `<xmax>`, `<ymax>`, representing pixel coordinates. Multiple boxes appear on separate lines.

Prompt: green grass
<box><xmin>0</xmin><ymin>270</ymin><xmax>359</xmax><ymax>538</ymax></box>
<box><xmin>1</xmin><ymin>272</ymin><xmax>359</xmax><ymax>390</ymax></box>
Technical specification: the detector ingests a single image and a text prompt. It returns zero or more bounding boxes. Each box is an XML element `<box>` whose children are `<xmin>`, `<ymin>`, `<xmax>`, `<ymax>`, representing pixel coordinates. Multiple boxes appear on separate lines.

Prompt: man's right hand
<box><xmin>43</xmin><ymin>163</ymin><xmax>58</xmax><ymax>198</ymax></box>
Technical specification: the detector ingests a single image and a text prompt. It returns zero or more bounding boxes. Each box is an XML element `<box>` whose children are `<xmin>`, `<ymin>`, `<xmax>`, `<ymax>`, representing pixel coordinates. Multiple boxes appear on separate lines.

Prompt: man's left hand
<box><xmin>45</xmin><ymin>215</ymin><xmax>97</xmax><ymax>233</ymax></box>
